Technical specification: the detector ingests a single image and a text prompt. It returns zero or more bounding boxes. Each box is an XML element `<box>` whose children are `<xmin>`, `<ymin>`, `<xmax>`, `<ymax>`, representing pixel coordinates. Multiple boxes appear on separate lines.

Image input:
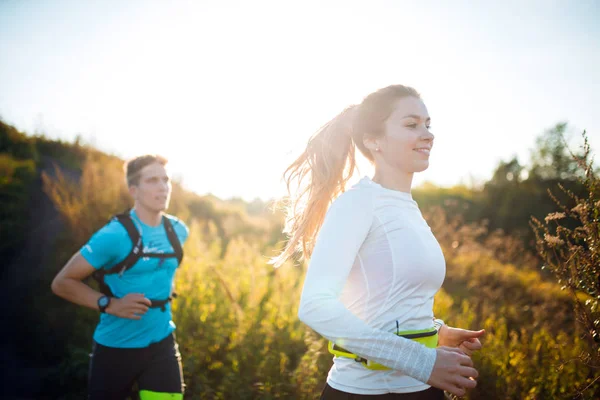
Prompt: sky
<box><xmin>1</xmin><ymin>0</ymin><xmax>599</xmax><ymax>201</ymax></box>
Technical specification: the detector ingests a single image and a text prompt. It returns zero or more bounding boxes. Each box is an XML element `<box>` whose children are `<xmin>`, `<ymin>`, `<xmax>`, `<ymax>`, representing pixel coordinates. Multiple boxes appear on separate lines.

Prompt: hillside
<box><xmin>0</xmin><ymin>120</ymin><xmax>282</xmax><ymax>399</ymax></box>
<box><xmin>1</xmin><ymin>119</ymin><xmax>599</xmax><ymax>399</ymax></box>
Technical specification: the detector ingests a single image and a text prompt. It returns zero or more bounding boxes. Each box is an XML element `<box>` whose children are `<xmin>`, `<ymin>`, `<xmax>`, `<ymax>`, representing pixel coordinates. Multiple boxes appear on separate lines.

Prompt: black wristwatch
<box><xmin>97</xmin><ymin>295</ymin><xmax>111</xmax><ymax>313</ymax></box>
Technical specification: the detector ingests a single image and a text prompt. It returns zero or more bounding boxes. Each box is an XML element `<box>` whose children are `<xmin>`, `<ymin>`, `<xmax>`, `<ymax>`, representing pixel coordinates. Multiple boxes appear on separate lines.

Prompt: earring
<box><xmin>375</xmin><ymin>147</ymin><xmax>380</xmax><ymax>152</ymax></box>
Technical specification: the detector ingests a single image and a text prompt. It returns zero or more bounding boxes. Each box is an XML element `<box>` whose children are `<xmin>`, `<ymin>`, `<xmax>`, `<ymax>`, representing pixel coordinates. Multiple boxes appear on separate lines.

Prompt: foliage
<box><xmin>0</xmin><ymin>120</ymin><xmax>37</xmax><ymax>160</ymax></box>
<box><xmin>531</xmin><ymin>132</ymin><xmax>600</xmax><ymax>398</ymax></box>
<box><xmin>0</xmin><ymin>153</ymin><xmax>36</xmax><ymax>263</ymax></box>
<box><xmin>3</xmin><ymin>120</ymin><xmax>599</xmax><ymax>398</ymax></box>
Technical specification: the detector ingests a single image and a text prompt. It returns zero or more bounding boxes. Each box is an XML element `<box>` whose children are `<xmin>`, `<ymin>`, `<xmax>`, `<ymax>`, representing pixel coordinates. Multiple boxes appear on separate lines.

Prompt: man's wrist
<box><xmin>97</xmin><ymin>295</ymin><xmax>112</xmax><ymax>313</ymax></box>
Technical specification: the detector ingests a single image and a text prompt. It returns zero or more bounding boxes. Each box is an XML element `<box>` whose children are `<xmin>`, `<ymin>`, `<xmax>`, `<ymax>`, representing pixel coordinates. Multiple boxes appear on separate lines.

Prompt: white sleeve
<box><xmin>297</xmin><ymin>189</ymin><xmax>437</xmax><ymax>383</ymax></box>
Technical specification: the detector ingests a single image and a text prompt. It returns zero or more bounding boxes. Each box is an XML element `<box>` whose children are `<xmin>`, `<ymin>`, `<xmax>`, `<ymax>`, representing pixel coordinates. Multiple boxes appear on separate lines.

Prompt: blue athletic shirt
<box><xmin>80</xmin><ymin>209</ymin><xmax>189</xmax><ymax>348</ymax></box>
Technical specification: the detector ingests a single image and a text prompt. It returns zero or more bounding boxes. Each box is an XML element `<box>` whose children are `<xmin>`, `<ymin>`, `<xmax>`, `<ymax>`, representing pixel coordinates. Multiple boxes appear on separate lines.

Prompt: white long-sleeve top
<box><xmin>298</xmin><ymin>176</ymin><xmax>446</xmax><ymax>394</ymax></box>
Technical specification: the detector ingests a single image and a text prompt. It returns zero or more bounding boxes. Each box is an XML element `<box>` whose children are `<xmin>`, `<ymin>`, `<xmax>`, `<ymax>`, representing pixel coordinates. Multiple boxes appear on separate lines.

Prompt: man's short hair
<box><xmin>124</xmin><ymin>154</ymin><xmax>168</xmax><ymax>187</ymax></box>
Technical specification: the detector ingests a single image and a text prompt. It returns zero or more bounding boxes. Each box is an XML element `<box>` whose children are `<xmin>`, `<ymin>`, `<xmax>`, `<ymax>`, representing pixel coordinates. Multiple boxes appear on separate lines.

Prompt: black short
<box><xmin>320</xmin><ymin>383</ymin><xmax>445</xmax><ymax>400</ymax></box>
<box><xmin>88</xmin><ymin>333</ymin><xmax>184</xmax><ymax>400</ymax></box>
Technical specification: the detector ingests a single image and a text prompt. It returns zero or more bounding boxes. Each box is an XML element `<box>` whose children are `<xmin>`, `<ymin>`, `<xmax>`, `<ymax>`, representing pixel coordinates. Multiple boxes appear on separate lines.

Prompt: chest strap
<box><xmin>148</xmin><ymin>293</ymin><xmax>177</xmax><ymax>311</ymax></box>
<box><xmin>91</xmin><ymin>211</ymin><xmax>184</xmax><ymax>301</ymax></box>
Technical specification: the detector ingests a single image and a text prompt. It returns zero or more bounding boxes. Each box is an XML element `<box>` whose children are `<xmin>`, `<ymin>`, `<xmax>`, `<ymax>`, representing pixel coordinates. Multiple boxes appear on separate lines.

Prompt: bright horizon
<box><xmin>1</xmin><ymin>0</ymin><xmax>599</xmax><ymax>201</ymax></box>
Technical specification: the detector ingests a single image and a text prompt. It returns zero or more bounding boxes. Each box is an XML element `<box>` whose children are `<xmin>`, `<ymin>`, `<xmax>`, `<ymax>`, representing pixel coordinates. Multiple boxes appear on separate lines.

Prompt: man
<box><xmin>51</xmin><ymin>154</ymin><xmax>189</xmax><ymax>400</ymax></box>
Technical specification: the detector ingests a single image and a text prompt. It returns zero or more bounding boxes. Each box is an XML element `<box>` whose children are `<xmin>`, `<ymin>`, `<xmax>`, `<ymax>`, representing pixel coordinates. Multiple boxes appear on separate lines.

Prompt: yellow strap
<box><xmin>139</xmin><ymin>390</ymin><xmax>183</xmax><ymax>400</ymax></box>
<box><xmin>328</xmin><ymin>327</ymin><xmax>438</xmax><ymax>371</ymax></box>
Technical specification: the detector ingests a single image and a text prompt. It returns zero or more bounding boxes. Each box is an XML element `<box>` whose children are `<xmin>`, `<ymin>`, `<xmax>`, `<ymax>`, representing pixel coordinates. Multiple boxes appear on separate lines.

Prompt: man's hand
<box><xmin>106</xmin><ymin>293</ymin><xmax>151</xmax><ymax>320</ymax></box>
<box><xmin>438</xmin><ymin>325</ymin><xmax>485</xmax><ymax>356</ymax></box>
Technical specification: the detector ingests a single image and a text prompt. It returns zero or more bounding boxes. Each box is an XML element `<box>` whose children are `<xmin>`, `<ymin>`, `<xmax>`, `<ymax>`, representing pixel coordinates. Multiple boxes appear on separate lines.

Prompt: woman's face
<box><xmin>374</xmin><ymin>96</ymin><xmax>434</xmax><ymax>174</ymax></box>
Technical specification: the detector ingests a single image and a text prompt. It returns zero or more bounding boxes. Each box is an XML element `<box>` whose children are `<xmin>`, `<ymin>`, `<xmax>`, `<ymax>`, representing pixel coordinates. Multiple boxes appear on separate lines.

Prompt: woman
<box><xmin>273</xmin><ymin>85</ymin><xmax>485</xmax><ymax>399</ymax></box>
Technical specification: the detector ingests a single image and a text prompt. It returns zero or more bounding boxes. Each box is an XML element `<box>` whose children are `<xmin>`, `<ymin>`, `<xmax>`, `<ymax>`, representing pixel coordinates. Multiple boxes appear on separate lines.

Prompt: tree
<box><xmin>529</xmin><ymin>122</ymin><xmax>587</xmax><ymax>180</ymax></box>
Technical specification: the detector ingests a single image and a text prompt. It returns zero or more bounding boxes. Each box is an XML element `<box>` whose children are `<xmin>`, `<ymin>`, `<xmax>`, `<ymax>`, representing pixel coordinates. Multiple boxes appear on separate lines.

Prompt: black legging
<box><xmin>87</xmin><ymin>333</ymin><xmax>184</xmax><ymax>400</ymax></box>
<box><xmin>320</xmin><ymin>383</ymin><xmax>445</xmax><ymax>400</ymax></box>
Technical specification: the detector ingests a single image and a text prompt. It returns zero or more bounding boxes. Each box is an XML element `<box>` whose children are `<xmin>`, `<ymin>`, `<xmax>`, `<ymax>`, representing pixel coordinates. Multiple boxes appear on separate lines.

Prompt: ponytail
<box><xmin>271</xmin><ymin>105</ymin><xmax>358</xmax><ymax>267</ymax></box>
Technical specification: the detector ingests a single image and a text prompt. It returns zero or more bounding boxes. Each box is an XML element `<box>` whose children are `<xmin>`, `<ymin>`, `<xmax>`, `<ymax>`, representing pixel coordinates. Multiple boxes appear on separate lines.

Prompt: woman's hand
<box><xmin>427</xmin><ymin>346</ymin><xmax>478</xmax><ymax>397</ymax></box>
<box><xmin>438</xmin><ymin>325</ymin><xmax>485</xmax><ymax>356</ymax></box>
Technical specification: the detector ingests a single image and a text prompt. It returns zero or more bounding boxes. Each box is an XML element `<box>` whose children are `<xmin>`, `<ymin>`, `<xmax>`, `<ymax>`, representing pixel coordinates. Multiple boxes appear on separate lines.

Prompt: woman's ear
<box><xmin>363</xmin><ymin>135</ymin><xmax>380</xmax><ymax>153</ymax></box>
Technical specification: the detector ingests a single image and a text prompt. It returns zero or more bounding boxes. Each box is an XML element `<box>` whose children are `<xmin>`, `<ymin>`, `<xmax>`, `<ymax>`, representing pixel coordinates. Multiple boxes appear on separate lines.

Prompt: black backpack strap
<box><xmin>104</xmin><ymin>212</ymin><xmax>144</xmax><ymax>276</ymax></box>
<box><xmin>162</xmin><ymin>217</ymin><xmax>183</xmax><ymax>265</ymax></box>
<box><xmin>90</xmin><ymin>211</ymin><xmax>142</xmax><ymax>296</ymax></box>
<box><xmin>92</xmin><ymin>269</ymin><xmax>114</xmax><ymax>296</ymax></box>
<box><xmin>91</xmin><ymin>213</ymin><xmax>182</xmax><ymax>300</ymax></box>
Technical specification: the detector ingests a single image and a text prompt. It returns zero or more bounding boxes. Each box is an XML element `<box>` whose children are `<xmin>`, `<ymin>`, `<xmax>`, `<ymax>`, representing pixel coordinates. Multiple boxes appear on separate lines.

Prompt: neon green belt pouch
<box><xmin>328</xmin><ymin>326</ymin><xmax>438</xmax><ymax>371</ymax></box>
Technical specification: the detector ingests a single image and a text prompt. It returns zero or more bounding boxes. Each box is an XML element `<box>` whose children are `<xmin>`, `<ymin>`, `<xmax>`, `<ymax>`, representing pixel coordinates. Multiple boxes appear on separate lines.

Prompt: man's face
<box><xmin>130</xmin><ymin>162</ymin><xmax>171</xmax><ymax>212</ymax></box>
